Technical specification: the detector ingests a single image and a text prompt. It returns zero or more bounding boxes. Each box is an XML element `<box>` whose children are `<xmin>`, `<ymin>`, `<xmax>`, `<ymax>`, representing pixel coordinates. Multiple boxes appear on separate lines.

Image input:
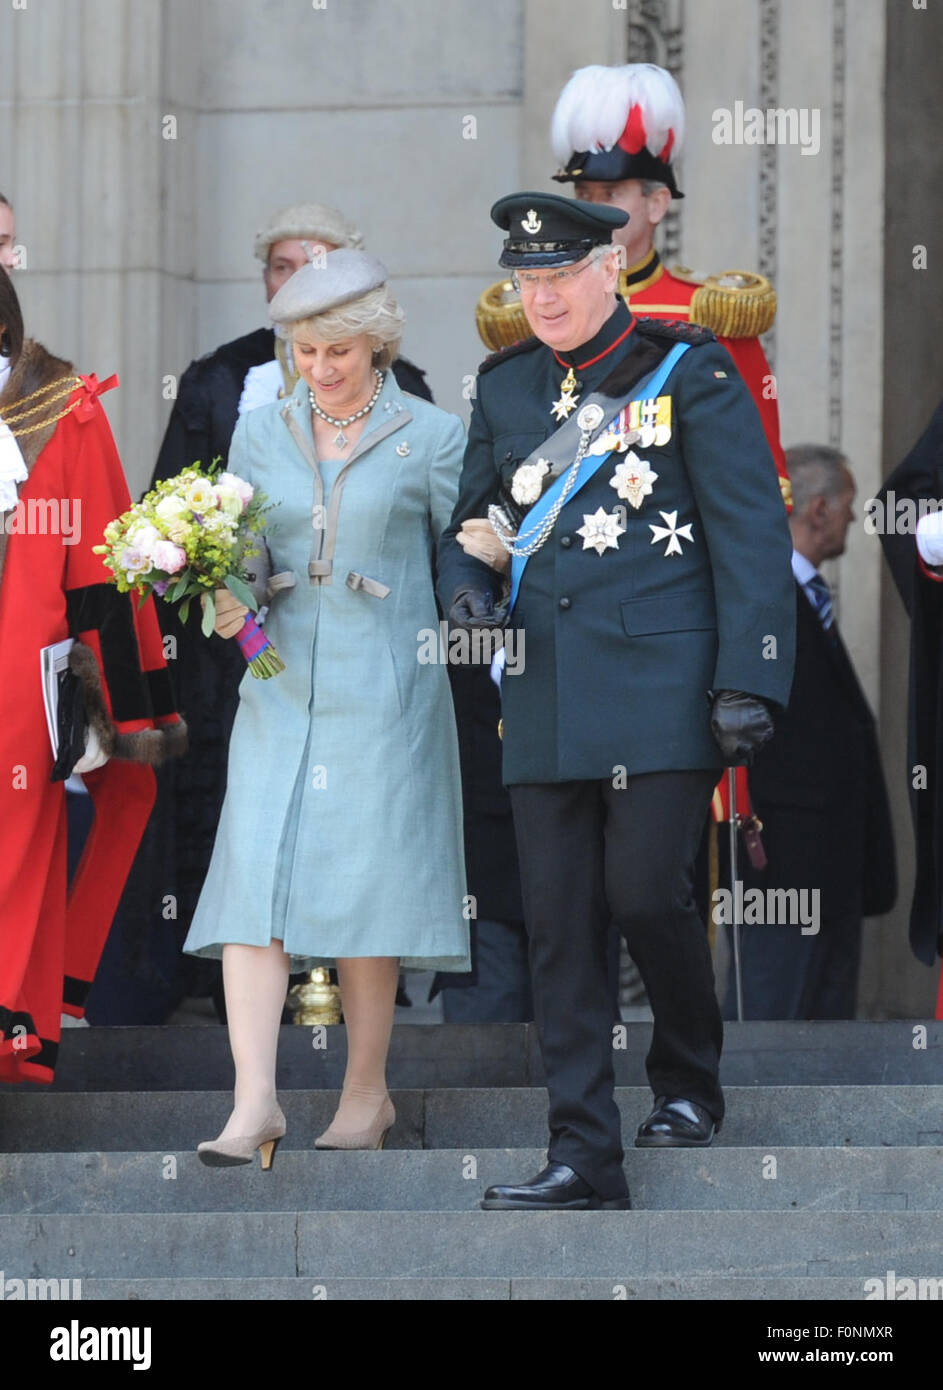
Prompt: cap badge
<box><xmin>521</xmin><ymin>209</ymin><xmax>542</xmax><ymax>234</ymax></box>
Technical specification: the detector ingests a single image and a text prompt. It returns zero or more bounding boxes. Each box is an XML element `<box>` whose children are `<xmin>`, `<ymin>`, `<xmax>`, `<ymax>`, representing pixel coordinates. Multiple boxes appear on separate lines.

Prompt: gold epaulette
<box><xmin>779</xmin><ymin>474</ymin><xmax>793</xmax><ymax>511</ymax></box>
<box><xmin>670</xmin><ymin>266</ymin><xmax>777</xmax><ymax>339</ymax></box>
<box><xmin>475</xmin><ymin>279</ymin><xmax>530</xmax><ymax>352</ymax></box>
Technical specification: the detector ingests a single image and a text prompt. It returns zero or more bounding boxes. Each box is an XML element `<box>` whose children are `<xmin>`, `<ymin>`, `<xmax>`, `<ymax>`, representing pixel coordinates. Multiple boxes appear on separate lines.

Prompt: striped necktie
<box><xmin>806</xmin><ymin>572</ymin><xmax>834</xmax><ymax>630</ymax></box>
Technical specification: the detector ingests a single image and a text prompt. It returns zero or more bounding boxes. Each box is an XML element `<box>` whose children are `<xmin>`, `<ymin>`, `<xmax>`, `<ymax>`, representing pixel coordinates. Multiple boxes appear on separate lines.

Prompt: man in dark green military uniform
<box><xmin>437</xmin><ymin>192</ymin><xmax>795</xmax><ymax>1211</ymax></box>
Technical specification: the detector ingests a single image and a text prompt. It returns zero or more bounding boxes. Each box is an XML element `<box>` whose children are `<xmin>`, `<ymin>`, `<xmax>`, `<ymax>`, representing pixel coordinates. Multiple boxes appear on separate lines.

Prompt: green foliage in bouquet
<box><xmin>93</xmin><ymin>460</ymin><xmax>276</xmax><ymax>638</ymax></box>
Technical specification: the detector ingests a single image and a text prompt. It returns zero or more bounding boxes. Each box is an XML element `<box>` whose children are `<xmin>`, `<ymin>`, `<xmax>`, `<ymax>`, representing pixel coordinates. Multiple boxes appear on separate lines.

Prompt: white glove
<box><xmin>73</xmin><ymin>722</ymin><xmax>110</xmax><ymax>774</ymax></box>
<box><xmin>916</xmin><ymin>509</ymin><xmax>943</xmax><ymax>567</ymax></box>
<box><xmin>456</xmin><ymin>517</ymin><xmax>511</xmax><ymax>574</ymax></box>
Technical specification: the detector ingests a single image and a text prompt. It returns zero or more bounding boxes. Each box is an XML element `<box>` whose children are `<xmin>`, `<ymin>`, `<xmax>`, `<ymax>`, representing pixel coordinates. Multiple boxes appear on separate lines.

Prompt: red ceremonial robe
<box><xmin>0</xmin><ymin>342</ymin><xmax>186</xmax><ymax>1083</ymax></box>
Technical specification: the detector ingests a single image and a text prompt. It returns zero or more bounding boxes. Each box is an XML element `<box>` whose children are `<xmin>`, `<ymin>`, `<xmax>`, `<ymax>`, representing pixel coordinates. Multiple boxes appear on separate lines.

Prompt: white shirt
<box><xmin>238</xmin><ymin>359</ymin><xmax>284</xmax><ymax>417</ymax></box>
<box><xmin>791</xmin><ymin>548</ymin><xmax>818</xmax><ymax>599</ymax></box>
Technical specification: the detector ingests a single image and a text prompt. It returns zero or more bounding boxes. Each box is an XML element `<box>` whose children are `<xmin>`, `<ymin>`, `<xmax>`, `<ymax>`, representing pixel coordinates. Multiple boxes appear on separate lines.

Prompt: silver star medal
<box><xmin>609</xmin><ymin>450</ymin><xmax>658</xmax><ymax>510</ymax></box>
<box><xmin>577</xmin><ymin>507</ymin><xmax>626</xmax><ymax>556</ymax></box>
<box><xmin>649</xmin><ymin>510</ymin><xmax>694</xmax><ymax>557</ymax></box>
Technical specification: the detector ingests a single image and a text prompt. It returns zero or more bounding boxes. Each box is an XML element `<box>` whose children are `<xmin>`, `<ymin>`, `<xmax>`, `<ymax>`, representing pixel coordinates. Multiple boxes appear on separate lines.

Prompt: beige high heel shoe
<box><xmin>197</xmin><ymin>1108</ymin><xmax>286</xmax><ymax>1169</ymax></box>
<box><xmin>314</xmin><ymin>1095</ymin><xmax>395</xmax><ymax>1151</ymax></box>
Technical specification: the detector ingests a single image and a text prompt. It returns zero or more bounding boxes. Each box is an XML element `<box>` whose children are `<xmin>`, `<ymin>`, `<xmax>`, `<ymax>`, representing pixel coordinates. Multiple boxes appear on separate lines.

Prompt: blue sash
<box><xmin>507</xmin><ymin>341</ymin><xmax>690</xmax><ymax>615</ymax></box>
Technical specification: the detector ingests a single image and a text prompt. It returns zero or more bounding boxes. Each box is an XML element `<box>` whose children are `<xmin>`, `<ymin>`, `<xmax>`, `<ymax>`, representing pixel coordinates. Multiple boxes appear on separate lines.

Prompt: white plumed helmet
<box><xmin>551</xmin><ymin>63</ymin><xmax>685</xmax><ymax>197</ymax></box>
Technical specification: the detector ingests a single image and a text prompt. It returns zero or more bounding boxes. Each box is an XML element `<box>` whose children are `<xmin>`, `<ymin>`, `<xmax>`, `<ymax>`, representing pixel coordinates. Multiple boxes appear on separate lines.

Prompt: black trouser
<box><xmin>509</xmin><ymin>771</ymin><xmax>723</xmax><ymax>1199</ymax></box>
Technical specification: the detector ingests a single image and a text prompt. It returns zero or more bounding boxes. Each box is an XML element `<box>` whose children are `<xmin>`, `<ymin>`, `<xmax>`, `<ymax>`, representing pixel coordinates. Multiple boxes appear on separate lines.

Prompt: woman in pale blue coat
<box><xmin>186</xmin><ymin>251</ymin><xmax>469</xmax><ymax>1164</ymax></box>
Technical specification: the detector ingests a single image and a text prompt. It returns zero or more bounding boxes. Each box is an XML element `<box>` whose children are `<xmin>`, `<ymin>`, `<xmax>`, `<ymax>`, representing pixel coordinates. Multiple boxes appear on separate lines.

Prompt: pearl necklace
<box><xmin>309</xmin><ymin>369</ymin><xmax>384</xmax><ymax>449</ymax></box>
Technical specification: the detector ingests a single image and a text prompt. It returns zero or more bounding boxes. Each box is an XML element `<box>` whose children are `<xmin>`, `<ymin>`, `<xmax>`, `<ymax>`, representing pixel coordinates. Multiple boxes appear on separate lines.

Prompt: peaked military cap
<box><xmin>268</xmin><ymin>248</ymin><xmax>387</xmax><ymax>325</ymax></box>
<box><xmin>491</xmin><ymin>192</ymin><xmax>627</xmax><ymax>269</ymax></box>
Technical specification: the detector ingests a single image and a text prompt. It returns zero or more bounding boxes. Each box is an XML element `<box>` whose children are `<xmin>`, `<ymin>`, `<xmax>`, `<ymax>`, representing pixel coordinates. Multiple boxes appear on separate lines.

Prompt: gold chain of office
<box><xmin>0</xmin><ymin>376</ymin><xmax>85</xmax><ymax>437</ymax></box>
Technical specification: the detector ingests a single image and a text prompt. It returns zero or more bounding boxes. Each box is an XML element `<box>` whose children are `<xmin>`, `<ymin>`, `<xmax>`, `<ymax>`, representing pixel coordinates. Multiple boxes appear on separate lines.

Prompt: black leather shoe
<box><xmin>635</xmin><ymin>1096</ymin><xmax>721</xmax><ymax>1148</ymax></box>
<box><xmin>480</xmin><ymin>1161</ymin><xmax>631</xmax><ymax>1211</ymax></box>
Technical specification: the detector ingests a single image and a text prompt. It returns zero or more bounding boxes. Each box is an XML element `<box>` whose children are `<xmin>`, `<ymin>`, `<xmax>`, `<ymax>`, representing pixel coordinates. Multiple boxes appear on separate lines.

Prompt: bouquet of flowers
<box><xmin>94</xmin><ymin>462</ymin><xmax>285</xmax><ymax>678</ymax></box>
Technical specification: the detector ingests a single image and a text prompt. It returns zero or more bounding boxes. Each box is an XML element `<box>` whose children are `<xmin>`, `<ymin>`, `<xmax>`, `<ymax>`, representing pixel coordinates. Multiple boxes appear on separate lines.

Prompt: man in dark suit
<box><xmin>722</xmin><ymin>445</ymin><xmax>897</xmax><ymax>1021</ymax></box>
<box><xmin>438</xmin><ymin>192</ymin><xmax>795</xmax><ymax>1210</ymax></box>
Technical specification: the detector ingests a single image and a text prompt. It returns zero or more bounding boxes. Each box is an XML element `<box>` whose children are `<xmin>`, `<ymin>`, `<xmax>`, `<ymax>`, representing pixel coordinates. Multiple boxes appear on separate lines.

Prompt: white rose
<box><xmin>185</xmin><ymin>480</ymin><xmax>219</xmax><ymax>512</ymax></box>
<box><xmin>155</xmin><ymin>494</ymin><xmax>189</xmax><ymax>522</ymax></box>
<box><xmin>215</xmin><ymin>488</ymin><xmax>243</xmax><ymax>521</ymax></box>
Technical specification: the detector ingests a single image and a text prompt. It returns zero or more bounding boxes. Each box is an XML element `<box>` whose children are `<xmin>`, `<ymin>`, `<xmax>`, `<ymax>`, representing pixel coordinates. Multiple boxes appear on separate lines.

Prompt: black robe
<box><xmin>877</xmin><ymin>400</ymin><xmax>943</xmax><ymax>966</ymax></box>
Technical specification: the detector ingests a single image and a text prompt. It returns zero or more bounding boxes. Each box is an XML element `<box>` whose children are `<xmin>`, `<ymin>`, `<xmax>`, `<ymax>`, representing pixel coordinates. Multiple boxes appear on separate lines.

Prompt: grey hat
<box><xmin>253</xmin><ymin>202</ymin><xmax>363</xmax><ymax>262</ymax></box>
<box><xmin>268</xmin><ymin>249</ymin><xmax>388</xmax><ymax>324</ymax></box>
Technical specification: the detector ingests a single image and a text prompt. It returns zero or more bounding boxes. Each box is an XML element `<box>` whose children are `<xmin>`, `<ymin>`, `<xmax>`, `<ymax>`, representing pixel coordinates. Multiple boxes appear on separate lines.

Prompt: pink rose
<box><xmin>151</xmin><ymin>539</ymin><xmax>187</xmax><ymax>574</ymax></box>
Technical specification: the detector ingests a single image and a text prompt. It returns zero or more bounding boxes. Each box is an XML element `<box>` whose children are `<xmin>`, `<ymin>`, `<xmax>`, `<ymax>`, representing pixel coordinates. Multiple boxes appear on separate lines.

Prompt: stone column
<box><xmin>1</xmin><ymin>0</ymin><xmax>166</xmax><ymax>491</ymax></box>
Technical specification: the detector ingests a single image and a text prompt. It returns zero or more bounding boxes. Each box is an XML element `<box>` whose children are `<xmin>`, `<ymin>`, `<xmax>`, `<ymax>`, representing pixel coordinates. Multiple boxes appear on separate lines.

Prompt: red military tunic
<box><xmin>619</xmin><ymin>248</ymin><xmax>791</xmax><ymax>511</ymax></box>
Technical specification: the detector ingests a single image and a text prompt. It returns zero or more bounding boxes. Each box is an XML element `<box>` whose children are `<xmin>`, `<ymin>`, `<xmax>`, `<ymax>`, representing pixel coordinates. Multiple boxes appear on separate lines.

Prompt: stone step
<box><xmin>3</xmin><ymin>1020</ymin><xmax>939</xmax><ymax>1092</ymax></box>
<box><xmin>64</xmin><ymin>1275</ymin><xmax>886</xmax><ymax>1301</ymax></box>
<box><xmin>2</xmin><ymin>1085</ymin><xmax>940</xmax><ymax>1151</ymax></box>
<box><xmin>3</xmin><ymin>1209</ymin><xmax>941</xmax><ymax>1280</ymax></box>
<box><xmin>3</xmin><ymin>1147</ymin><xmax>942</xmax><ymax>1214</ymax></box>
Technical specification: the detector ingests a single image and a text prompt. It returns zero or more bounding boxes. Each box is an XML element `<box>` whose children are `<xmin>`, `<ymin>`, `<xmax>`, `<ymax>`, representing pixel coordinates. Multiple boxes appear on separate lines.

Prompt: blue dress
<box><xmin>183</xmin><ymin>371</ymin><xmax>471</xmax><ymax>972</ymax></box>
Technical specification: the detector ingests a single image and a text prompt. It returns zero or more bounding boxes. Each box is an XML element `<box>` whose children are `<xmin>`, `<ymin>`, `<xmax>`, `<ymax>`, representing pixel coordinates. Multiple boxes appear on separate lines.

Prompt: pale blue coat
<box><xmin>184</xmin><ymin>370</ymin><xmax>471</xmax><ymax>971</ymax></box>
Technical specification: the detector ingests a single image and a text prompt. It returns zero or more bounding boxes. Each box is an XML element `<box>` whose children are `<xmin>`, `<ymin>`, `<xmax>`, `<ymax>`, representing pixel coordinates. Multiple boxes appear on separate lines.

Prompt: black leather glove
<box><xmin>448</xmin><ymin>586</ymin><xmax>505</xmax><ymax>632</ymax></box>
<box><xmin>710</xmin><ymin>689</ymin><xmax>775</xmax><ymax>766</ymax></box>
